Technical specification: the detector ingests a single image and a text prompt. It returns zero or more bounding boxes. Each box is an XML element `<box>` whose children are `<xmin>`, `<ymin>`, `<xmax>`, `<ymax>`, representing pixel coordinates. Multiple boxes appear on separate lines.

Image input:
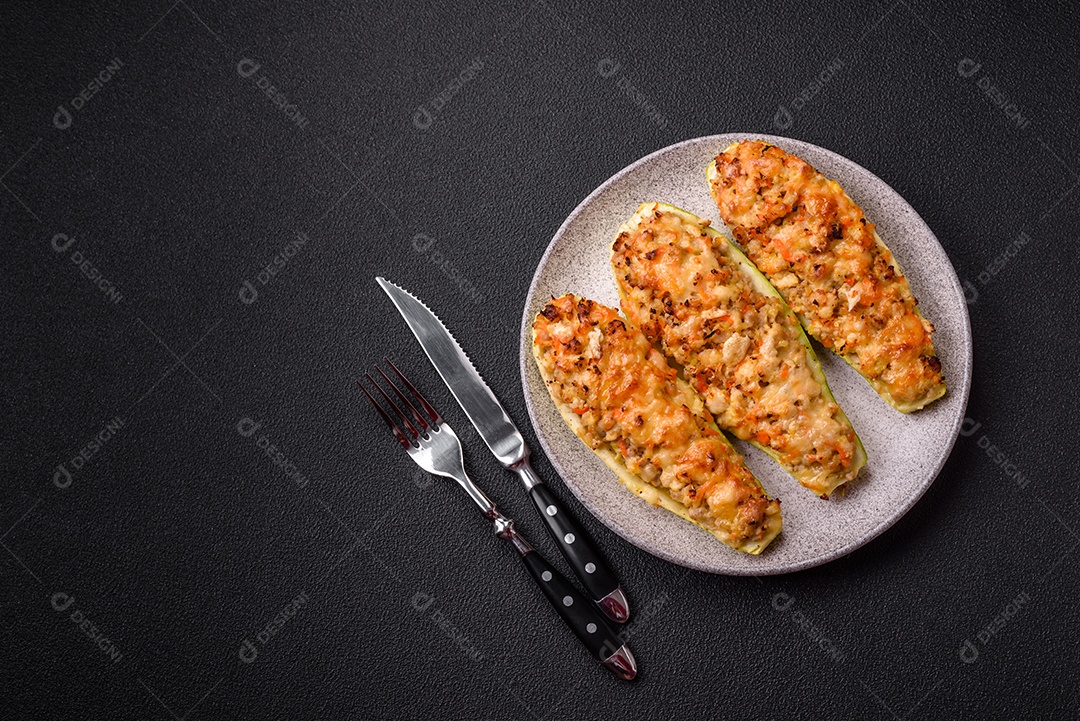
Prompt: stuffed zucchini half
<box><xmin>707</xmin><ymin>140</ymin><xmax>945</xmax><ymax>413</ymax></box>
<box><xmin>532</xmin><ymin>294</ymin><xmax>781</xmax><ymax>554</ymax></box>
<box><xmin>612</xmin><ymin>203</ymin><xmax>866</xmax><ymax>498</ymax></box>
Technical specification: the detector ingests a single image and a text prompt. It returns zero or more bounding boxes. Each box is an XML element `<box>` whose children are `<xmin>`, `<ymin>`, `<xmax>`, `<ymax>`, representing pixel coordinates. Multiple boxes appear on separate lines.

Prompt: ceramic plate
<box><xmin>518</xmin><ymin>133</ymin><xmax>972</xmax><ymax>575</ymax></box>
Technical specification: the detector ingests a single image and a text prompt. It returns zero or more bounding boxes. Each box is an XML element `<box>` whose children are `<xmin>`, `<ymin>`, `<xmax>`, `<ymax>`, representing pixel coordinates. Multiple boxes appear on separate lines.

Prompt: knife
<box><xmin>377</xmin><ymin>277</ymin><xmax>630</xmax><ymax>623</ymax></box>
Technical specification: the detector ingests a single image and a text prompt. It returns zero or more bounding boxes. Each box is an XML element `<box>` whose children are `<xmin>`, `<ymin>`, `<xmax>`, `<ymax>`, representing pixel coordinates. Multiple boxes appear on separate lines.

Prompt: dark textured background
<box><xmin>3</xmin><ymin>1</ymin><xmax>1078</xmax><ymax>719</ymax></box>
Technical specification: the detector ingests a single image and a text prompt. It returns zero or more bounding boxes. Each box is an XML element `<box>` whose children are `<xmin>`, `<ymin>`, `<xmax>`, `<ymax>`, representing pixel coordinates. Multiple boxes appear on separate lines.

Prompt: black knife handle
<box><xmin>527</xmin><ymin>481</ymin><xmax>629</xmax><ymax>623</ymax></box>
<box><xmin>520</xmin><ymin>550</ymin><xmax>635</xmax><ymax>678</ymax></box>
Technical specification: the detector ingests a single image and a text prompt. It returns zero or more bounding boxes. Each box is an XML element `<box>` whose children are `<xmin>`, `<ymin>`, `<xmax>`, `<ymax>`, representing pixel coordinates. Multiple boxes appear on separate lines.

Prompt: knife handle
<box><xmin>527</xmin><ymin>481</ymin><xmax>630</xmax><ymax>623</ymax></box>
<box><xmin>519</xmin><ymin>550</ymin><xmax>636</xmax><ymax>680</ymax></box>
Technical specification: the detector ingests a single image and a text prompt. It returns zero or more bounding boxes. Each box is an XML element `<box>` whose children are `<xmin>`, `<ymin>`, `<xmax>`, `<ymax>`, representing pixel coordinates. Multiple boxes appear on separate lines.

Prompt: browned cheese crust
<box><xmin>612</xmin><ymin>204</ymin><xmax>861</xmax><ymax>496</ymax></box>
<box><xmin>709</xmin><ymin>140</ymin><xmax>945</xmax><ymax>412</ymax></box>
<box><xmin>532</xmin><ymin>295</ymin><xmax>780</xmax><ymax>549</ymax></box>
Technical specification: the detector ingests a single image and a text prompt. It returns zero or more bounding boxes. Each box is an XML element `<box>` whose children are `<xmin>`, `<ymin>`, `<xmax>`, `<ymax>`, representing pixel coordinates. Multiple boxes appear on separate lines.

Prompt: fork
<box><xmin>358</xmin><ymin>358</ymin><xmax>637</xmax><ymax>680</ymax></box>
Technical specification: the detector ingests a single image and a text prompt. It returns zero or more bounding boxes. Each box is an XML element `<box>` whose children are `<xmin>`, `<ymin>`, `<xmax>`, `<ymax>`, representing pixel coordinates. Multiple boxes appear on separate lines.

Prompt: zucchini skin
<box><xmin>707</xmin><ymin>141</ymin><xmax>945</xmax><ymax>413</ymax></box>
<box><xmin>531</xmin><ymin>294</ymin><xmax>781</xmax><ymax>554</ymax></box>
<box><xmin>612</xmin><ymin>202</ymin><xmax>866</xmax><ymax>498</ymax></box>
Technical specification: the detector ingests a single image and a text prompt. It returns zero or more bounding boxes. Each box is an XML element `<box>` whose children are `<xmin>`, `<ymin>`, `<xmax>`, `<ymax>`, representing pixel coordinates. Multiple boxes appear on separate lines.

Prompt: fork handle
<box><xmin>519</xmin><ymin>550</ymin><xmax>636</xmax><ymax>678</ymax></box>
<box><xmin>490</xmin><ymin>514</ymin><xmax>636</xmax><ymax>680</ymax></box>
<box><xmin>527</xmin><ymin>481</ymin><xmax>629</xmax><ymax>623</ymax></box>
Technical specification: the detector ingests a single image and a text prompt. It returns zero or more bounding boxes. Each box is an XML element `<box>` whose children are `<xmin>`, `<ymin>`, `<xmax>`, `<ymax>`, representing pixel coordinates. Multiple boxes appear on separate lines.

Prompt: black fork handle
<box><xmin>492</xmin><ymin>512</ymin><xmax>637</xmax><ymax>680</ymax></box>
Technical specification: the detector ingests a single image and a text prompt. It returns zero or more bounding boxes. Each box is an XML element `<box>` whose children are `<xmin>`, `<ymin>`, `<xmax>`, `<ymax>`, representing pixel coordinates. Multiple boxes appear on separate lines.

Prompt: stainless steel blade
<box><xmin>377</xmin><ymin>277</ymin><xmax>528</xmax><ymax>469</ymax></box>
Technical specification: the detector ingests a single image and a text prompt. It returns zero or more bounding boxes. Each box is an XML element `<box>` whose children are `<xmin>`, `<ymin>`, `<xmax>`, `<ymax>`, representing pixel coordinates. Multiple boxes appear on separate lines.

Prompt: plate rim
<box><xmin>518</xmin><ymin>132</ymin><xmax>973</xmax><ymax>575</ymax></box>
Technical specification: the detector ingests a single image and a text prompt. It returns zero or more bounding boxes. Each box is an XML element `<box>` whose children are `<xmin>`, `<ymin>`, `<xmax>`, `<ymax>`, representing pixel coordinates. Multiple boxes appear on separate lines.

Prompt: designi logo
<box><xmin>239</xmin><ymin>638</ymin><xmax>259</xmax><ymax>663</ymax></box>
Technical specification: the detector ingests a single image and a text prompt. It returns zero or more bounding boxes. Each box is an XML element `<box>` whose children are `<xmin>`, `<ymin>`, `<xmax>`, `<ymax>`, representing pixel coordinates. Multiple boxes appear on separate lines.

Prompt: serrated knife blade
<box><xmin>376</xmin><ymin>277</ymin><xmax>525</xmax><ymax>467</ymax></box>
<box><xmin>376</xmin><ymin>277</ymin><xmax>630</xmax><ymax>623</ymax></box>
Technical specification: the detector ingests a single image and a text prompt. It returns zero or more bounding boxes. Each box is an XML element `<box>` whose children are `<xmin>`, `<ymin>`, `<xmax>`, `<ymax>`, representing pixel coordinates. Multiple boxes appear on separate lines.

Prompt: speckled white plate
<box><xmin>519</xmin><ymin>133</ymin><xmax>972</xmax><ymax>575</ymax></box>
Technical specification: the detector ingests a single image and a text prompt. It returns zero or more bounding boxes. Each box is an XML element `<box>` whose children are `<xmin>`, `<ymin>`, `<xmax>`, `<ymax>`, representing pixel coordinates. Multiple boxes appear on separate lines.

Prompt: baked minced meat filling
<box><xmin>709</xmin><ymin>140</ymin><xmax>945</xmax><ymax>412</ymax></box>
<box><xmin>613</xmin><ymin>203</ymin><xmax>861</xmax><ymax>497</ymax></box>
<box><xmin>532</xmin><ymin>294</ymin><xmax>780</xmax><ymax>550</ymax></box>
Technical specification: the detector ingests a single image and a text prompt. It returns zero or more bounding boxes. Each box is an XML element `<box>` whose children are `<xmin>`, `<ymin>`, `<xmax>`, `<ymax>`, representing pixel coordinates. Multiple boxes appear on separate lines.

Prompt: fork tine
<box><xmin>366</xmin><ymin>372</ymin><xmax>422</xmax><ymax>440</ymax></box>
<box><xmin>356</xmin><ymin>379</ymin><xmax>413</xmax><ymax>450</ymax></box>
<box><xmin>375</xmin><ymin>364</ymin><xmax>431</xmax><ymax>433</ymax></box>
<box><xmin>384</xmin><ymin>357</ymin><xmax>441</xmax><ymax>425</ymax></box>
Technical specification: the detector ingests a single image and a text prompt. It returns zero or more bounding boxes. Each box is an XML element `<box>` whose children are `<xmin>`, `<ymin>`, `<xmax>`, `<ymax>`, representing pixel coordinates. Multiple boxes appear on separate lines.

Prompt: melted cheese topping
<box><xmin>709</xmin><ymin>140</ymin><xmax>945</xmax><ymax>411</ymax></box>
<box><xmin>532</xmin><ymin>295</ymin><xmax>780</xmax><ymax>550</ymax></box>
<box><xmin>612</xmin><ymin>204</ymin><xmax>860</xmax><ymax>497</ymax></box>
